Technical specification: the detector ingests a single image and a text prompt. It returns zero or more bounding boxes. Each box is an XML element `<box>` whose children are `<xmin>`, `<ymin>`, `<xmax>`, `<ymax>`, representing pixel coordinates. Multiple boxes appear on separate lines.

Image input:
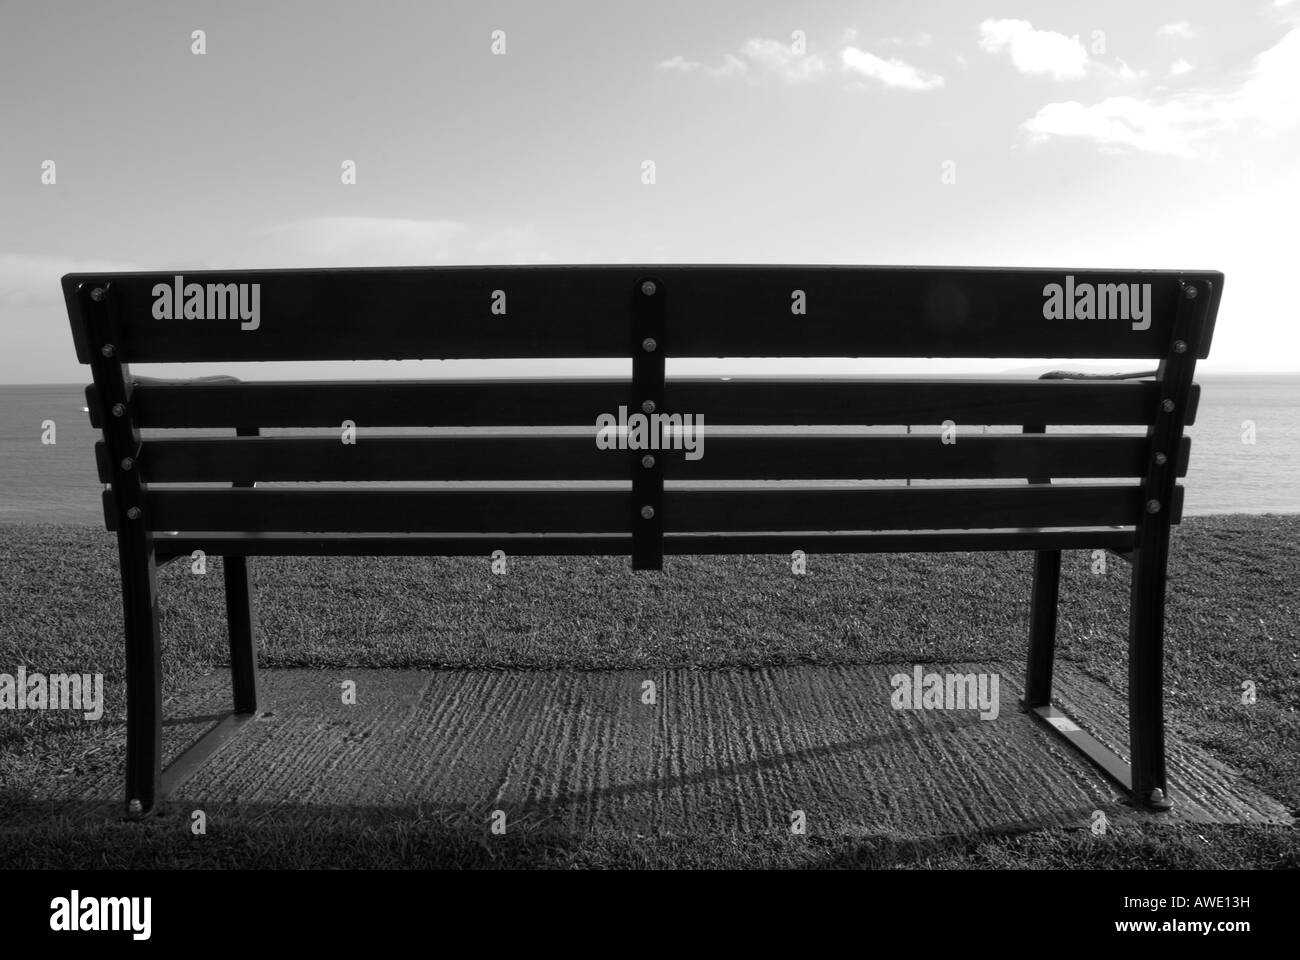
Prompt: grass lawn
<box><xmin>0</xmin><ymin>515</ymin><xmax>1296</xmax><ymax>868</ymax></box>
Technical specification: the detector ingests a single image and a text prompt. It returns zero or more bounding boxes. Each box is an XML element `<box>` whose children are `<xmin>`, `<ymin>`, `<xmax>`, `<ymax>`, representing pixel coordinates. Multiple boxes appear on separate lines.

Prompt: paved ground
<box><xmin>73</xmin><ymin>661</ymin><xmax>1287</xmax><ymax>836</ymax></box>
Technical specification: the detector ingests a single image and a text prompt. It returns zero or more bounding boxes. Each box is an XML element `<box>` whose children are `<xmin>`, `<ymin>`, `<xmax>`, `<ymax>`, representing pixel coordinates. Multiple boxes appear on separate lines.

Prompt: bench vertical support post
<box><xmin>630</xmin><ymin>277</ymin><xmax>666</xmax><ymax>570</ymax></box>
<box><xmin>1025</xmin><ymin>548</ymin><xmax>1061</xmax><ymax>708</ymax></box>
<box><xmin>224</xmin><ymin>425</ymin><xmax>260</xmax><ymax>715</ymax></box>
<box><xmin>1021</xmin><ymin>422</ymin><xmax>1059</xmax><ymax>709</ymax></box>
<box><xmin>80</xmin><ymin>281</ymin><xmax>164</xmax><ymax>818</ymax></box>
<box><xmin>1127</xmin><ymin>278</ymin><xmax>1208</xmax><ymax>810</ymax></box>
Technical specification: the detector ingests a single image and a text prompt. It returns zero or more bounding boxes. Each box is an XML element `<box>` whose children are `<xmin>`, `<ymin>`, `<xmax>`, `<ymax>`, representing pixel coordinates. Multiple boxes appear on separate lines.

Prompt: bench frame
<box><xmin>67</xmin><ymin>268</ymin><xmax>1216</xmax><ymax>819</ymax></box>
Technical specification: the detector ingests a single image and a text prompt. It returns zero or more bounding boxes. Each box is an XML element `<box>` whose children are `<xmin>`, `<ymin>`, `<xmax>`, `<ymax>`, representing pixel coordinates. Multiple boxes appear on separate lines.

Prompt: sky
<box><xmin>2</xmin><ymin>0</ymin><xmax>1298</xmax><ymax>382</ymax></box>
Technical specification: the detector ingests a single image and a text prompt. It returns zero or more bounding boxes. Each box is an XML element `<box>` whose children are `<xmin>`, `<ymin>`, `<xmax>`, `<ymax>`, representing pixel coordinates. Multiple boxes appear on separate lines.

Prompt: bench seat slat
<box><xmin>88</xmin><ymin>378</ymin><xmax>1201</xmax><ymax>428</ymax></box>
<box><xmin>109</xmin><ymin>434</ymin><xmax>1193</xmax><ymax>483</ymax></box>
<box><xmin>107</xmin><ymin>484</ymin><xmax>1182</xmax><ymax>534</ymax></box>
<box><xmin>152</xmin><ymin>527</ymin><xmax>1140</xmax><ymax>557</ymax></box>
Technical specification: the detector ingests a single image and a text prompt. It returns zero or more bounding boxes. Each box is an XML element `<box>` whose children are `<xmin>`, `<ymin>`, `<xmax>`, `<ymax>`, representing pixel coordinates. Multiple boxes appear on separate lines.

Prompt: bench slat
<box><xmin>107</xmin><ymin>434</ymin><xmax>1192</xmax><ymax>483</ymax></box>
<box><xmin>106</xmin><ymin>483</ymin><xmax>1182</xmax><ymax>533</ymax></box>
<box><xmin>64</xmin><ymin>266</ymin><xmax>1220</xmax><ymax>362</ymax></box>
<box><xmin>88</xmin><ymin>378</ymin><xmax>1201</xmax><ymax>428</ymax></box>
<box><xmin>151</xmin><ymin>527</ymin><xmax>1140</xmax><ymax>557</ymax></box>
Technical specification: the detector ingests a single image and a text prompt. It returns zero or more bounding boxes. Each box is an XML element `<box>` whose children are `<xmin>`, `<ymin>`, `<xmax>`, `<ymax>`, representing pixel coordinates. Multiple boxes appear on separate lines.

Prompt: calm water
<box><xmin>1</xmin><ymin>377</ymin><xmax>1297</xmax><ymax>522</ymax></box>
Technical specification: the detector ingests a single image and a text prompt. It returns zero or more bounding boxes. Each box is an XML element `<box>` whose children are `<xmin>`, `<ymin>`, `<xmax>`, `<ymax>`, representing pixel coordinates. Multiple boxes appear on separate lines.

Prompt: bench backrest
<box><xmin>64</xmin><ymin>266</ymin><xmax>1222</xmax><ymax>568</ymax></box>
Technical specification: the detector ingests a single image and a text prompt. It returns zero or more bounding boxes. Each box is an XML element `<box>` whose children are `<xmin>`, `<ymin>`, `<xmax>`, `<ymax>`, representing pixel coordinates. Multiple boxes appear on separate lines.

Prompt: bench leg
<box><xmin>119</xmin><ymin>533</ymin><xmax>163</xmax><ymax>819</ymax></box>
<box><xmin>1023</xmin><ymin>549</ymin><xmax>1061</xmax><ymax>710</ymax></box>
<box><xmin>223</xmin><ymin>555</ymin><xmax>260</xmax><ymax>715</ymax></box>
<box><xmin>1128</xmin><ymin>543</ymin><xmax>1172</xmax><ymax>810</ymax></box>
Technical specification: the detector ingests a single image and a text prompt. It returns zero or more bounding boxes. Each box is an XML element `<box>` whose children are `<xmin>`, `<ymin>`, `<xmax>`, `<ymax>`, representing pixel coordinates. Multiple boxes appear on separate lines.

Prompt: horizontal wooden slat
<box><xmin>106</xmin><ymin>483</ymin><xmax>1182</xmax><ymax>534</ymax></box>
<box><xmin>86</xmin><ymin>378</ymin><xmax>1201</xmax><ymax>427</ymax></box>
<box><xmin>109</xmin><ymin>434</ymin><xmax>1192</xmax><ymax>483</ymax></box>
<box><xmin>63</xmin><ymin>266</ymin><xmax>1221</xmax><ymax>362</ymax></box>
<box><xmin>152</xmin><ymin>526</ymin><xmax>1141</xmax><ymax>559</ymax></box>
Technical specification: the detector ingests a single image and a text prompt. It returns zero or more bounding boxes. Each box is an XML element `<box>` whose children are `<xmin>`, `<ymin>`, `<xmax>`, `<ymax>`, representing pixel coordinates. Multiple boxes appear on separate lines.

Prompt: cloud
<box><xmin>1229</xmin><ymin>24</ymin><xmax>1300</xmax><ymax>128</ymax></box>
<box><xmin>1021</xmin><ymin>96</ymin><xmax>1202</xmax><ymax>158</ymax></box>
<box><xmin>1019</xmin><ymin>26</ymin><xmax>1300</xmax><ymax>156</ymax></box>
<box><xmin>249</xmin><ymin>217</ymin><xmax>551</xmax><ymax>268</ymax></box>
<box><xmin>1169</xmin><ymin>58</ymin><xmax>1194</xmax><ymax>77</ymax></box>
<box><xmin>739</xmin><ymin>38</ymin><xmax>827</xmax><ymax>83</ymax></box>
<box><xmin>1157</xmin><ymin>21</ymin><xmax>1197</xmax><ymax>39</ymax></box>
<box><xmin>978</xmin><ymin>18</ymin><xmax>1089</xmax><ymax>79</ymax></box>
<box><xmin>0</xmin><ymin>253</ymin><xmax>144</xmax><ymax>305</ymax></box>
<box><xmin>252</xmin><ymin>217</ymin><xmax>468</xmax><ymax>267</ymax></box>
<box><xmin>841</xmin><ymin>46</ymin><xmax>945</xmax><ymax>90</ymax></box>
<box><xmin>657</xmin><ymin>37</ymin><xmax>824</xmax><ymax>84</ymax></box>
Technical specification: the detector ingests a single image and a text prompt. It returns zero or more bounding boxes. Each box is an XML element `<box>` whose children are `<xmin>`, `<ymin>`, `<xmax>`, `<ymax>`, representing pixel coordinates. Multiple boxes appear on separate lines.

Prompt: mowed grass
<box><xmin>0</xmin><ymin>515</ymin><xmax>1296</xmax><ymax>869</ymax></box>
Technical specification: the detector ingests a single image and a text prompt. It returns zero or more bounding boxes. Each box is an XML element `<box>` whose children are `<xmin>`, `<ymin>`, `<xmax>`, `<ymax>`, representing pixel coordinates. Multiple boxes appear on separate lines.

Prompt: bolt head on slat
<box><xmin>1161</xmin><ymin>399</ymin><xmax>1175</xmax><ymax>413</ymax></box>
<box><xmin>90</xmin><ymin>287</ymin><xmax>106</xmax><ymax>302</ymax></box>
<box><xmin>100</xmin><ymin>344</ymin><xmax>115</xmax><ymax>357</ymax></box>
<box><xmin>641</xmin><ymin>400</ymin><xmax>656</xmax><ymax>414</ymax></box>
<box><xmin>640</xmin><ymin>280</ymin><xmax>657</xmax><ymax>297</ymax></box>
<box><xmin>642</xmin><ymin>337</ymin><xmax>657</xmax><ymax>353</ymax></box>
<box><xmin>1146</xmin><ymin>499</ymin><xmax>1161</xmax><ymax>514</ymax></box>
<box><xmin>127</xmin><ymin>798</ymin><xmax>143</xmax><ymax>816</ymax></box>
<box><xmin>120</xmin><ymin>457</ymin><xmax>134</xmax><ymax>471</ymax></box>
<box><xmin>640</xmin><ymin>505</ymin><xmax>655</xmax><ymax>520</ymax></box>
<box><xmin>1154</xmin><ymin>452</ymin><xmax>1168</xmax><ymax>465</ymax></box>
<box><xmin>1173</xmin><ymin>340</ymin><xmax>1187</xmax><ymax>354</ymax></box>
<box><xmin>1183</xmin><ymin>285</ymin><xmax>1198</xmax><ymax>300</ymax></box>
<box><xmin>641</xmin><ymin>455</ymin><xmax>655</xmax><ymax>469</ymax></box>
<box><xmin>111</xmin><ymin>403</ymin><xmax>126</xmax><ymax>417</ymax></box>
<box><xmin>126</xmin><ymin>506</ymin><xmax>142</xmax><ymax>520</ymax></box>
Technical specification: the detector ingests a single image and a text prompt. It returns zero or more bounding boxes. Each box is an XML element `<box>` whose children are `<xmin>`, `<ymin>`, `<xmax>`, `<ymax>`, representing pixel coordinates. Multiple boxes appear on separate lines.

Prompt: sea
<box><xmin>1</xmin><ymin>377</ymin><xmax>1297</xmax><ymax>523</ymax></box>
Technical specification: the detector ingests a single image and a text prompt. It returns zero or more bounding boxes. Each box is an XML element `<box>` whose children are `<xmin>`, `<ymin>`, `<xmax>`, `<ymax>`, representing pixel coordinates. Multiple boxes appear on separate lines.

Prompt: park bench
<box><xmin>63</xmin><ymin>265</ymin><xmax>1222</xmax><ymax>818</ymax></box>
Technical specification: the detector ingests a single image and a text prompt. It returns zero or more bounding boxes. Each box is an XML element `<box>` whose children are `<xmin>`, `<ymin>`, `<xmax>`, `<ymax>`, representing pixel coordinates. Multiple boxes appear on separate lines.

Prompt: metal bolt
<box><xmin>642</xmin><ymin>337</ymin><xmax>657</xmax><ymax>353</ymax></box>
<box><xmin>1149</xmin><ymin>787</ymin><xmax>1167</xmax><ymax>803</ymax></box>
<box><xmin>641</xmin><ymin>454</ymin><xmax>656</xmax><ymax>469</ymax></box>
<box><xmin>1161</xmin><ymin>399</ymin><xmax>1175</xmax><ymax>413</ymax></box>
<box><xmin>1154</xmin><ymin>452</ymin><xmax>1168</xmax><ymax>466</ymax></box>
<box><xmin>1183</xmin><ymin>285</ymin><xmax>1198</xmax><ymax>300</ymax></box>
<box><xmin>120</xmin><ymin>457</ymin><xmax>134</xmax><ymax>471</ymax></box>
<box><xmin>640</xmin><ymin>505</ymin><xmax>655</xmax><ymax>520</ymax></box>
<box><xmin>1173</xmin><ymin>340</ymin><xmax>1187</xmax><ymax>354</ymax></box>
<box><xmin>641</xmin><ymin>399</ymin><xmax>656</xmax><ymax>414</ymax></box>
<box><xmin>111</xmin><ymin>403</ymin><xmax>126</xmax><ymax>417</ymax></box>
<box><xmin>101</xmin><ymin>344</ymin><xmax>115</xmax><ymax>358</ymax></box>
<box><xmin>1146</xmin><ymin>499</ymin><xmax>1161</xmax><ymax>514</ymax></box>
<box><xmin>126</xmin><ymin>506</ymin><xmax>142</xmax><ymax>520</ymax></box>
<box><xmin>90</xmin><ymin>287</ymin><xmax>106</xmax><ymax>302</ymax></box>
<box><xmin>640</xmin><ymin>280</ymin><xmax>657</xmax><ymax>297</ymax></box>
<box><xmin>127</xmin><ymin>798</ymin><xmax>143</xmax><ymax>816</ymax></box>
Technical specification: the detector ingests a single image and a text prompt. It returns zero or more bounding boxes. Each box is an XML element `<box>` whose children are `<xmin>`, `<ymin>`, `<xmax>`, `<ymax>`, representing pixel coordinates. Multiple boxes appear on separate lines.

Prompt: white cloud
<box><xmin>739</xmin><ymin>38</ymin><xmax>826</xmax><ymax>83</ymax></box>
<box><xmin>841</xmin><ymin>46</ymin><xmax>944</xmax><ymax>90</ymax></box>
<box><xmin>656</xmin><ymin>55</ymin><xmax>701</xmax><ymax>73</ymax></box>
<box><xmin>1018</xmin><ymin>26</ymin><xmax>1300</xmax><ymax>156</ymax></box>
<box><xmin>253</xmin><ymin>217</ymin><xmax>467</xmax><ymax>267</ymax></box>
<box><xmin>978</xmin><ymin>19</ymin><xmax>1089</xmax><ymax>79</ymax></box>
<box><xmin>657</xmin><ymin>37</ymin><xmax>824</xmax><ymax>84</ymax></box>
<box><xmin>1227</xmin><ymin>25</ymin><xmax>1300</xmax><ymax>128</ymax></box>
<box><xmin>1157</xmin><ymin>21</ymin><xmax>1197</xmax><ymax>39</ymax></box>
<box><xmin>1021</xmin><ymin>97</ymin><xmax>1202</xmax><ymax>158</ymax></box>
<box><xmin>0</xmin><ymin>253</ymin><xmax>144</xmax><ymax>305</ymax></box>
<box><xmin>1169</xmin><ymin>58</ymin><xmax>1194</xmax><ymax>76</ymax></box>
<box><xmin>249</xmin><ymin>217</ymin><xmax>551</xmax><ymax>268</ymax></box>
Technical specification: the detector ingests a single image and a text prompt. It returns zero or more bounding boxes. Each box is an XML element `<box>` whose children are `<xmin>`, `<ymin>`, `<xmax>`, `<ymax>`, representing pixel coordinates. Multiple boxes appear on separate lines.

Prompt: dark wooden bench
<box><xmin>63</xmin><ymin>265</ymin><xmax>1222</xmax><ymax>818</ymax></box>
